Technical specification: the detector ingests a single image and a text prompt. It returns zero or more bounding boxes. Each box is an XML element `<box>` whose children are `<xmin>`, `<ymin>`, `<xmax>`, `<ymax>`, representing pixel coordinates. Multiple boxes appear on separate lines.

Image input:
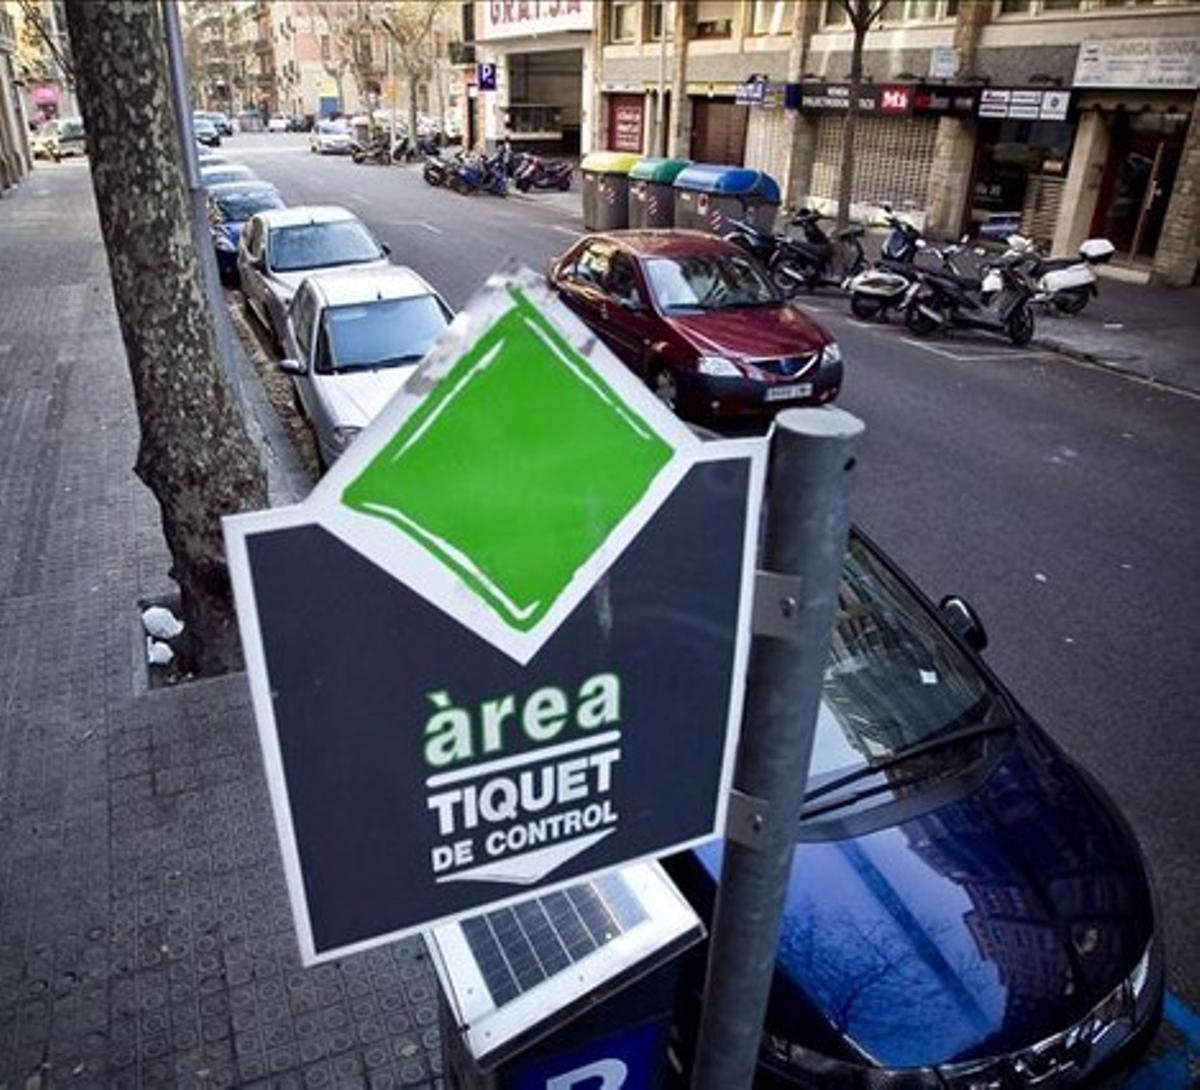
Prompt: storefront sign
<box><xmin>912</xmin><ymin>85</ymin><xmax>979</xmax><ymax>115</ymax></box>
<box><xmin>735</xmin><ymin>78</ymin><xmax>767</xmax><ymax>106</ymax></box>
<box><xmin>477</xmin><ymin>62</ymin><xmax>498</xmax><ymax>92</ymax></box>
<box><xmin>225</xmin><ymin>271</ymin><xmax>763</xmax><ymax>964</ymax></box>
<box><xmin>478</xmin><ymin>0</ymin><xmax>592</xmax><ymax>40</ymax></box>
<box><xmin>608</xmin><ymin>97</ymin><xmax>644</xmax><ymax>152</ymax></box>
<box><xmin>1074</xmin><ymin>37</ymin><xmax>1200</xmax><ymax>91</ymax></box>
<box><xmin>979</xmin><ymin>88</ymin><xmax>1071</xmax><ymax>121</ymax></box>
<box><xmin>799</xmin><ymin>82</ymin><xmax>914</xmax><ymax>115</ymax></box>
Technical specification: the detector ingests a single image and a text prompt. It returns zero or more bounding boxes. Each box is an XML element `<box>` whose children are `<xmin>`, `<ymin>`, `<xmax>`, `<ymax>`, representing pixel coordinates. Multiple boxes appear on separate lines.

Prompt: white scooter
<box><xmin>981</xmin><ymin>234</ymin><xmax>1115</xmax><ymax>316</ymax></box>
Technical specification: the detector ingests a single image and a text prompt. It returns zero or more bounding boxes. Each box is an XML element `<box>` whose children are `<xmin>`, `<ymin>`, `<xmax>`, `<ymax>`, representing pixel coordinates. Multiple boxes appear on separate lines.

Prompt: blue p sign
<box><xmin>477</xmin><ymin>62</ymin><xmax>498</xmax><ymax>92</ymax></box>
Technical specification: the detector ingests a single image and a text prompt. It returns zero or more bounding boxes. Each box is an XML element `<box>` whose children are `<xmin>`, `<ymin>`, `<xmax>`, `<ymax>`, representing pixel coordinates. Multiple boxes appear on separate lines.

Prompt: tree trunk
<box><xmin>64</xmin><ymin>0</ymin><xmax>267</xmax><ymax>675</ymax></box>
<box><xmin>837</xmin><ymin>20</ymin><xmax>867</xmax><ymax>230</ymax></box>
<box><xmin>406</xmin><ymin>64</ymin><xmax>420</xmax><ymax>158</ymax></box>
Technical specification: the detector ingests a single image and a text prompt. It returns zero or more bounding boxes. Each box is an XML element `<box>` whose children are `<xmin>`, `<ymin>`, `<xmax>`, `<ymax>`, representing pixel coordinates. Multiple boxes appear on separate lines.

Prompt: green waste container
<box><xmin>580</xmin><ymin>151</ymin><xmax>642</xmax><ymax>231</ymax></box>
<box><xmin>628</xmin><ymin>158</ymin><xmax>691</xmax><ymax>229</ymax></box>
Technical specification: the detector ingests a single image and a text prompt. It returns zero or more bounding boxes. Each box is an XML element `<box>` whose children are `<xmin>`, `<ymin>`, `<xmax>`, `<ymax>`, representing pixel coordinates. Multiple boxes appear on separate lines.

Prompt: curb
<box><xmin>1033</xmin><ymin>335</ymin><xmax>1200</xmax><ymax>399</ymax></box>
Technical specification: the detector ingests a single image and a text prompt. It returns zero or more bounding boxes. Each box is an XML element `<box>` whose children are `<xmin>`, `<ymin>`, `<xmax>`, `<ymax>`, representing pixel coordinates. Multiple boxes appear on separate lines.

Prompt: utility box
<box><xmin>673</xmin><ymin>164</ymin><xmax>781</xmax><ymax>235</ymax></box>
<box><xmin>429</xmin><ymin>862</ymin><xmax>703</xmax><ymax>1090</ymax></box>
<box><xmin>628</xmin><ymin>158</ymin><xmax>691</xmax><ymax>229</ymax></box>
<box><xmin>580</xmin><ymin>152</ymin><xmax>643</xmax><ymax>231</ymax></box>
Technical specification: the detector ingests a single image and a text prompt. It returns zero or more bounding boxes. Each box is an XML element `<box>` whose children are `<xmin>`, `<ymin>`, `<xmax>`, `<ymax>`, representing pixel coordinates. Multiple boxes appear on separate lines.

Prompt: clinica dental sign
<box><xmin>224</xmin><ymin>268</ymin><xmax>764</xmax><ymax>964</ymax></box>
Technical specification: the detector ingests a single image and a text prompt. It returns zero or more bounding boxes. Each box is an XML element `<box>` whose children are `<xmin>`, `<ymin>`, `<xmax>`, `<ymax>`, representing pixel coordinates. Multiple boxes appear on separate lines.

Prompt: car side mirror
<box><xmin>618</xmin><ymin>295</ymin><xmax>644</xmax><ymax>312</ymax></box>
<box><xmin>939</xmin><ymin>595</ymin><xmax>988</xmax><ymax>653</ymax></box>
<box><xmin>960</xmin><ymin>233</ymin><xmax>971</xmax><ymax>245</ymax></box>
<box><xmin>278</xmin><ymin>357</ymin><xmax>305</xmax><ymax>375</ymax></box>
<box><xmin>380</xmin><ymin>242</ymin><xmax>391</xmax><ymax>256</ymax></box>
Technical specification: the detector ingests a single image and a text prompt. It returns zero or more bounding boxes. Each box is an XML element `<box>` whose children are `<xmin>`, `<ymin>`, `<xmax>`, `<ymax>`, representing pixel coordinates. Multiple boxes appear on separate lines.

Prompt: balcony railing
<box><xmin>448</xmin><ymin>41</ymin><xmax>475</xmax><ymax>66</ymax></box>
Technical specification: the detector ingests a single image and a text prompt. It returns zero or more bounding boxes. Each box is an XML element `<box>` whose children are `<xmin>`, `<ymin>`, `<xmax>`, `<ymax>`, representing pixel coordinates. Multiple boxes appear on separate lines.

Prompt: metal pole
<box><xmin>388</xmin><ymin>33</ymin><xmax>397</xmax><ymax>161</ymax></box>
<box><xmin>657</xmin><ymin>2</ymin><xmax>667</xmax><ymax>157</ymax></box>
<box><xmin>691</xmin><ymin>407</ymin><xmax>864</xmax><ymax>1090</ymax></box>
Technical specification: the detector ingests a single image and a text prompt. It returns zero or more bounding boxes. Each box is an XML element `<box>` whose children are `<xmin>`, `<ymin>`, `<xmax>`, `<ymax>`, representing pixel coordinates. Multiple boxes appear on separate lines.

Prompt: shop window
<box><xmin>1041</xmin><ymin>0</ymin><xmax>1084</xmax><ymax>9</ymax></box>
<box><xmin>609</xmin><ymin>0</ymin><xmax>637</xmax><ymax>43</ymax></box>
<box><xmin>997</xmin><ymin>0</ymin><xmax>1033</xmax><ymax>11</ymax></box>
<box><xmin>750</xmin><ymin>0</ymin><xmax>793</xmax><ymax>35</ymax></box>
<box><xmin>694</xmin><ymin>0</ymin><xmax>734</xmax><ymax>38</ymax></box>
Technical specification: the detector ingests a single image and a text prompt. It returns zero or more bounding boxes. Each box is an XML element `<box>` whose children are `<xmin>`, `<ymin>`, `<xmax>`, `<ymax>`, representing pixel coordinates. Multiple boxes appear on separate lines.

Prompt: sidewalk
<box><xmin>1030</xmin><ymin>276</ymin><xmax>1200</xmax><ymax>395</ymax></box>
<box><xmin>0</xmin><ymin>164</ymin><xmax>441</xmax><ymax>1088</ymax></box>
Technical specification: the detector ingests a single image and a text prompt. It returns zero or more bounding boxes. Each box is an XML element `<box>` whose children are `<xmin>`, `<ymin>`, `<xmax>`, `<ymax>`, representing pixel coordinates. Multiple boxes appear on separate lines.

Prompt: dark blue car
<box><xmin>669</xmin><ymin>531</ymin><xmax>1162</xmax><ymax>1088</ymax></box>
<box><xmin>207</xmin><ymin>180</ymin><xmax>285</xmax><ymax>285</ymax></box>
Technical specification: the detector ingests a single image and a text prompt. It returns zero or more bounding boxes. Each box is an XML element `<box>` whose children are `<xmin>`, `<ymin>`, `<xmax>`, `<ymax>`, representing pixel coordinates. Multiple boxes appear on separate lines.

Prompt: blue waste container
<box><xmin>673</xmin><ymin>163</ymin><xmax>781</xmax><ymax>235</ymax></box>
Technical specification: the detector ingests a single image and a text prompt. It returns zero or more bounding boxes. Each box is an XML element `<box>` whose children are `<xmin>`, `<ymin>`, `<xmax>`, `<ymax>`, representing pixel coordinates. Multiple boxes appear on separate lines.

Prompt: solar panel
<box><xmin>460</xmin><ymin>872</ymin><xmax>647</xmax><ymax>1006</ymax></box>
<box><xmin>427</xmin><ymin>861</ymin><xmax>704</xmax><ymax>1071</ymax></box>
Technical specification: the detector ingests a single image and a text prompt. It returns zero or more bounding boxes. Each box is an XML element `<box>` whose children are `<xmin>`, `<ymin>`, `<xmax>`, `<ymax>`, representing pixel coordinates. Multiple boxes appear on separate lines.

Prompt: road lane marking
<box><xmin>349</xmin><ymin>192</ymin><xmax>373</xmax><ymax>205</ymax></box>
<box><xmin>899</xmin><ymin>337</ymin><xmax>1052</xmax><ymax>362</ymax></box>
<box><xmin>381</xmin><ymin>219</ymin><xmax>443</xmax><ymax>234</ymax></box>
<box><xmin>550</xmin><ymin>225</ymin><xmax>581</xmax><ymax>237</ymax></box>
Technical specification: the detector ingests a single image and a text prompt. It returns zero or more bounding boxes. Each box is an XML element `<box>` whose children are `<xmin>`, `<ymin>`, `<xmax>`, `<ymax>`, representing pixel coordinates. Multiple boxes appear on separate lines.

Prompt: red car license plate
<box><xmin>765</xmin><ymin>382</ymin><xmax>813</xmax><ymax>403</ymax></box>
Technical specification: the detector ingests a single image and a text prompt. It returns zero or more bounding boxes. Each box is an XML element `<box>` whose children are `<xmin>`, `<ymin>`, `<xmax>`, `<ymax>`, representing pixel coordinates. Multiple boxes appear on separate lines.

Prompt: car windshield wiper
<box><xmin>337</xmin><ymin>354</ymin><xmax>424</xmax><ymax>372</ymax></box>
<box><xmin>803</xmin><ymin>717</ymin><xmax>1017</xmax><ymax>808</ymax></box>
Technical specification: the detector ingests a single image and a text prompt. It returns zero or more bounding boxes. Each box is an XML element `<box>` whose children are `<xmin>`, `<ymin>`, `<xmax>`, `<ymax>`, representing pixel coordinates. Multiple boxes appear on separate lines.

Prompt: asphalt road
<box><xmin>223</xmin><ymin>134</ymin><xmax>1200</xmax><ymax>1058</ymax></box>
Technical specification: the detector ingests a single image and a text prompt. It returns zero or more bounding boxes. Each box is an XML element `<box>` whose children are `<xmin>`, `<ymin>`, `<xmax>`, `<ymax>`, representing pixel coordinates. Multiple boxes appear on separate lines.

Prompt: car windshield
<box><xmin>317</xmin><ymin>120</ymin><xmax>348</xmax><ymax>134</ymax></box>
<box><xmin>201</xmin><ymin>167</ymin><xmax>253</xmax><ymax>186</ymax></box>
<box><xmin>268</xmin><ymin>221</ymin><xmax>381</xmax><ymax>273</ymax></box>
<box><xmin>321</xmin><ymin>295</ymin><xmax>449</xmax><ymax>373</ymax></box>
<box><xmin>645</xmin><ymin>253</ymin><xmax>779</xmax><ymax>311</ymax></box>
<box><xmin>214</xmin><ymin>189</ymin><xmax>284</xmax><ymax>222</ymax></box>
<box><xmin>806</xmin><ymin>535</ymin><xmax>1002</xmax><ymax>794</ymax></box>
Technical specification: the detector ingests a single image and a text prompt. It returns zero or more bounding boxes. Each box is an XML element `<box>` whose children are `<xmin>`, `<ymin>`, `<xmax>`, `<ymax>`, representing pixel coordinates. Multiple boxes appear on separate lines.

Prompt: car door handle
<box><xmin>599</xmin><ymin>303</ymin><xmax>609</xmax><ymax>321</ymax></box>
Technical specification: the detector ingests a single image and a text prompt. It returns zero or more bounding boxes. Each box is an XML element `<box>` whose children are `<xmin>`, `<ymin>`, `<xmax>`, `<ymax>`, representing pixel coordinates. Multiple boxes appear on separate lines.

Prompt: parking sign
<box><xmin>477</xmin><ymin>61</ymin><xmax>498</xmax><ymax>91</ymax></box>
<box><xmin>225</xmin><ymin>268</ymin><xmax>764</xmax><ymax>963</ymax></box>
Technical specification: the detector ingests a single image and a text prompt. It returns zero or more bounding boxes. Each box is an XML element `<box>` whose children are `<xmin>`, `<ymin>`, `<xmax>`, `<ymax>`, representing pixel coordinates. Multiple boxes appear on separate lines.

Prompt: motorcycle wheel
<box><xmin>1007</xmin><ymin>303</ymin><xmax>1035</xmax><ymax>346</ymax></box>
<box><xmin>1052</xmin><ymin>286</ymin><xmax>1090</xmax><ymax>316</ymax></box>
<box><xmin>904</xmin><ymin>298</ymin><xmax>942</xmax><ymax>337</ymax></box>
<box><xmin>557</xmin><ymin>176</ymin><xmax>571</xmax><ymax>191</ymax></box>
<box><xmin>850</xmin><ymin>294</ymin><xmax>884</xmax><ymax>320</ymax></box>
<box><xmin>516</xmin><ymin>177</ymin><xmax>532</xmax><ymax>193</ymax></box>
<box><xmin>770</xmin><ymin>256</ymin><xmax>812</xmax><ymax>298</ymax></box>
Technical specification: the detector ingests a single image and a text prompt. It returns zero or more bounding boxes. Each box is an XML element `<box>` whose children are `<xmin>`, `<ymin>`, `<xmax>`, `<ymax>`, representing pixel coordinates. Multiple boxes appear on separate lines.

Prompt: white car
<box><xmin>268</xmin><ymin>114</ymin><xmax>290</xmax><ymax>133</ymax></box>
<box><xmin>280</xmin><ymin>266</ymin><xmax>453</xmax><ymax>466</ymax></box>
<box><xmin>309</xmin><ymin>119</ymin><xmax>354</xmax><ymax>155</ymax></box>
<box><xmin>236</xmin><ymin>205</ymin><xmax>391</xmax><ymax>351</ymax></box>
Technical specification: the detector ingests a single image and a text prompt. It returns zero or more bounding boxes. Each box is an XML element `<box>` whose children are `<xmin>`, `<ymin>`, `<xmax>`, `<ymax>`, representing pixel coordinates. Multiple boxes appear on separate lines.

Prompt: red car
<box><xmin>547</xmin><ymin>230</ymin><xmax>843</xmax><ymax>422</ymax></box>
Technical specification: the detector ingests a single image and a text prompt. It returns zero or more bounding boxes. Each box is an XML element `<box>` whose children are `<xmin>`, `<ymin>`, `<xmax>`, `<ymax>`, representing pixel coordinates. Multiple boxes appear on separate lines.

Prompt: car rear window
<box><xmin>322</xmin><ymin>295</ymin><xmax>450</xmax><ymax>372</ymax></box>
<box><xmin>214</xmin><ymin>188</ymin><xmax>285</xmax><ymax>222</ymax></box>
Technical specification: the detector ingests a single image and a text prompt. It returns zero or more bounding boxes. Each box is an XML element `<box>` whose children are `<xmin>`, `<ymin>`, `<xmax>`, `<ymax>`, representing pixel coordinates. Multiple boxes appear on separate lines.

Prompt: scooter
<box><xmin>846</xmin><ymin>206</ymin><xmax>926</xmax><ymax>320</ymax></box>
<box><xmin>513</xmin><ymin>154</ymin><xmax>573</xmax><ymax>192</ymax></box>
<box><xmin>905</xmin><ymin>248</ymin><xmax>1036</xmax><ymax>346</ymax></box>
<box><xmin>422</xmin><ymin>153</ymin><xmax>453</xmax><ymax>187</ymax></box>
<box><xmin>981</xmin><ymin>234</ymin><xmax>1115</xmax><ymax>315</ymax></box>
<box><xmin>351</xmin><ymin>133</ymin><xmax>391</xmax><ymax>165</ymax></box>
<box><xmin>723</xmin><ymin>210</ymin><xmax>865</xmax><ymax>296</ymax></box>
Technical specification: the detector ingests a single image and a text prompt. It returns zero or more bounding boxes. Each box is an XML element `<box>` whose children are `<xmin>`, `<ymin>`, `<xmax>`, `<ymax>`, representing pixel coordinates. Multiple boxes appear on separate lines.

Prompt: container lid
<box><xmin>629</xmin><ymin>157</ymin><xmax>692</xmax><ymax>183</ymax></box>
<box><xmin>580</xmin><ymin>151</ymin><xmax>643</xmax><ymax>175</ymax></box>
<box><xmin>673</xmin><ymin>162</ymin><xmax>781</xmax><ymax>203</ymax></box>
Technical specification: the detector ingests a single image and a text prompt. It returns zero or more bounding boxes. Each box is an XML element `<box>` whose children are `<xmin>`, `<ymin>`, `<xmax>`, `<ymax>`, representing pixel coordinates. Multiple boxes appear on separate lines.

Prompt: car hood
<box><xmin>314</xmin><ymin>366</ymin><xmax>417</xmax><ymax>429</ymax></box>
<box><xmin>267</xmin><ymin>258</ymin><xmax>388</xmax><ymax>300</ymax></box>
<box><xmin>692</xmin><ymin>728</ymin><xmax>1154</xmax><ymax>1069</ymax></box>
<box><xmin>666</xmin><ymin>304</ymin><xmax>831</xmax><ymax>361</ymax></box>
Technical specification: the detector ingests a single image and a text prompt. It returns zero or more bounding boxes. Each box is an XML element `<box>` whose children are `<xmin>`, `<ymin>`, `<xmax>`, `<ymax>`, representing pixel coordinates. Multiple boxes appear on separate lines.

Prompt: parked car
<box><xmin>267</xmin><ymin>114</ymin><xmax>290</xmax><ymax>133</ymax></box>
<box><xmin>547</xmin><ymin>231</ymin><xmax>842</xmax><ymax>424</ymax></box>
<box><xmin>668</xmin><ymin>527</ymin><xmax>1162</xmax><ymax>1088</ymax></box>
<box><xmin>236</xmin><ymin>205</ymin><xmax>391</xmax><ymax>350</ymax></box>
<box><xmin>194</xmin><ymin>117</ymin><xmax>221</xmax><ymax>147</ymax></box>
<box><xmin>309</xmin><ymin>119</ymin><xmax>354</xmax><ymax>155</ymax></box>
<box><xmin>196</xmin><ymin>150</ymin><xmax>229</xmax><ymax>168</ymax></box>
<box><xmin>195</xmin><ymin>110</ymin><xmax>233</xmax><ymax>137</ymax></box>
<box><xmin>206</xmin><ymin>180</ymin><xmax>286</xmax><ymax>285</ymax></box>
<box><xmin>279</xmin><ymin>266</ymin><xmax>453</xmax><ymax>466</ymax></box>
<box><xmin>30</xmin><ymin>117</ymin><xmax>86</xmax><ymax>161</ymax></box>
<box><xmin>198</xmin><ymin>163</ymin><xmax>256</xmax><ymax>190</ymax></box>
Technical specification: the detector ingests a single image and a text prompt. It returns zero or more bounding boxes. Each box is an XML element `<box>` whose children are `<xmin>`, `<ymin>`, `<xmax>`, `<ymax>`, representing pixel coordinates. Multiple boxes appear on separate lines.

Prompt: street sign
<box><xmin>225</xmin><ymin>268</ymin><xmax>765</xmax><ymax>964</ymax></box>
<box><xmin>929</xmin><ymin>45</ymin><xmax>960</xmax><ymax>80</ymax></box>
<box><xmin>477</xmin><ymin>61</ymin><xmax>498</xmax><ymax>92</ymax></box>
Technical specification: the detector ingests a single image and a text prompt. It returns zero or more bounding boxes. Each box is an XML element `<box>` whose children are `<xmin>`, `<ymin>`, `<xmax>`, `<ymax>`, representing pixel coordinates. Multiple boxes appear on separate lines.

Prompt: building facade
<box><xmin>0</xmin><ymin>3</ymin><xmax>32</xmax><ymax>194</ymax></box>
<box><xmin>593</xmin><ymin>0</ymin><xmax>1200</xmax><ymax>286</ymax></box>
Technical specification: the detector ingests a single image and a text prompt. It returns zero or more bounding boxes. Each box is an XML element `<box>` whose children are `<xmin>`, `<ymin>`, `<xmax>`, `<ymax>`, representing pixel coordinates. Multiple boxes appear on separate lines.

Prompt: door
<box><xmin>596</xmin><ymin>252</ymin><xmax>655</xmax><ymax>375</ymax></box>
<box><xmin>1092</xmin><ymin>115</ymin><xmax>1187</xmax><ymax>260</ymax></box>
<box><xmin>556</xmin><ymin>241</ymin><xmax>613</xmax><ymax>328</ymax></box>
<box><xmin>239</xmin><ymin>218</ymin><xmax>269</xmax><ymax>326</ymax></box>
<box><xmin>689</xmin><ymin>98</ymin><xmax>748</xmax><ymax>164</ymax></box>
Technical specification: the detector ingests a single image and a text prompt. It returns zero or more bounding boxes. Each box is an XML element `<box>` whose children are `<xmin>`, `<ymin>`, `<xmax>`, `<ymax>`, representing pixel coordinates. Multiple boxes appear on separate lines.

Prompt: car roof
<box><xmin>302</xmin><ymin>265</ymin><xmax>437</xmax><ymax>308</ymax></box>
<box><xmin>199</xmin><ymin>163</ymin><xmax>252</xmax><ymax>177</ymax></box>
<box><xmin>581</xmin><ymin>229</ymin><xmax>747</xmax><ymax>259</ymax></box>
<box><xmin>253</xmin><ymin>205</ymin><xmax>359</xmax><ymax>228</ymax></box>
<box><xmin>206</xmin><ymin>180</ymin><xmax>278</xmax><ymax>196</ymax></box>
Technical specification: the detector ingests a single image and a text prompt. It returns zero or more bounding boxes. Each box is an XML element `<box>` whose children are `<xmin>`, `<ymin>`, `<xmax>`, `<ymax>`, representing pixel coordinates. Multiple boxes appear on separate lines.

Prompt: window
<box><xmin>320</xmin><ymin>34</ymin><xmax>331</xmax><ymax>62</ymax></box>
<box><xmin>293</xmin><ymin>288</ymin><xmax>315</xmax><ymax>359</ymax></box>
<box><xmin>268</xmin><ymin>220</ymin><xmax>382</xmax><ymax>273</ymax></box>
<box><xmin>574</xmin><ymin>243</ymin><xmax>612</xmax><ymax>288</ymax></box>
<box><xmin>822</xmin><ymin>0</ymin><xmax>850</xmax><ymax>26</ymax></box>
<box><xmin>322</xmin><ymin>296</ymin><xmax>451</xmax><ymax>372</ymax></box>
<box><xmin>644</xmin><ymin>253</ymin><xmax>778</xmax><ymax>312</ymax></box>
<box><xmin>693</xmin><ymin>0</ymin><xmax>734</xmax><ymax>38</ymax></box>
<box><xmin>646</xmin><ymin>0</ymin><xmax>671</xmax><ymax>40</ymax></box>
<box><xmin>609</xmin><ymin>0</ymin><xmax>637</xmax><ymax>42</ymax></box>
<box><xmin>606</xmin><ymin>253</ymin><xmax>642</xmax><ymax>307</ymax></box>
<box><xmin>750</xmin><ymin>0</ymin><xmax>792</xmax><ymax>35</ymax></box>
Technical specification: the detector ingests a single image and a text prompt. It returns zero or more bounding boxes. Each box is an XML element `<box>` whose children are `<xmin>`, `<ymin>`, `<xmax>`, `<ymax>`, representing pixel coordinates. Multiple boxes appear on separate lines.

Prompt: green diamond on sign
<box><xmin>340</xmin><ymin>288</ymin><xmax>675</xmax><ymax>632</ymax></box>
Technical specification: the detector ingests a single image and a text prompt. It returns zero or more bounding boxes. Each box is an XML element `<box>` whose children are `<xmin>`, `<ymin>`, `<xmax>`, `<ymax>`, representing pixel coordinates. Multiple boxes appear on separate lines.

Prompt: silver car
<box><xmin>279</xmin><ymin>266</ymin><xmax>453</xmax><ymax>467</ymax></box>
<box><xmin>236</xmin><ymin>205</ymin><xmax>390</xmax><ymax>350</ymax></box>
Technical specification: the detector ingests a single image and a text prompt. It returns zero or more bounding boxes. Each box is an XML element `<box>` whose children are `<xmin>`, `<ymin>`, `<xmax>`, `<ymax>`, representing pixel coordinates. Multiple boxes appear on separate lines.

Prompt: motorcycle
<box><xmin>981</xmin><ymin>234</ymin><xmax>1115</xmax><ymax>315</ymax></box>
<box><xmin>905</xmin><ymin>247</ymin><xmax>1036</xmax><ymax>347</ymax></box>
<box><xmin>723</xmin><ymin>210</ymin><xmax>866</xmax><ymax>296</ymax></box>
<box><xmin>482</xmin><ymin>153</ymin><xmax>509</xmax><ymax>196</ymax></box>
<box><xmin>422</xmin><ymin>152</ymin><xmax>454</xmax><ymax>187</ymax></box>
<box><xmin>351</xmin><ymin>133</ymin><xmax>392</xmax><ymax>165</ymax></box>
<box><xmin>846</xmin><ymin>206</ymin><xmax>926</xmax><ymax>320</ymax></box>
<box><xmin>513</xmin><ymin>153</ymin><xmax>573</xmax><ymax>192</ymax></box>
